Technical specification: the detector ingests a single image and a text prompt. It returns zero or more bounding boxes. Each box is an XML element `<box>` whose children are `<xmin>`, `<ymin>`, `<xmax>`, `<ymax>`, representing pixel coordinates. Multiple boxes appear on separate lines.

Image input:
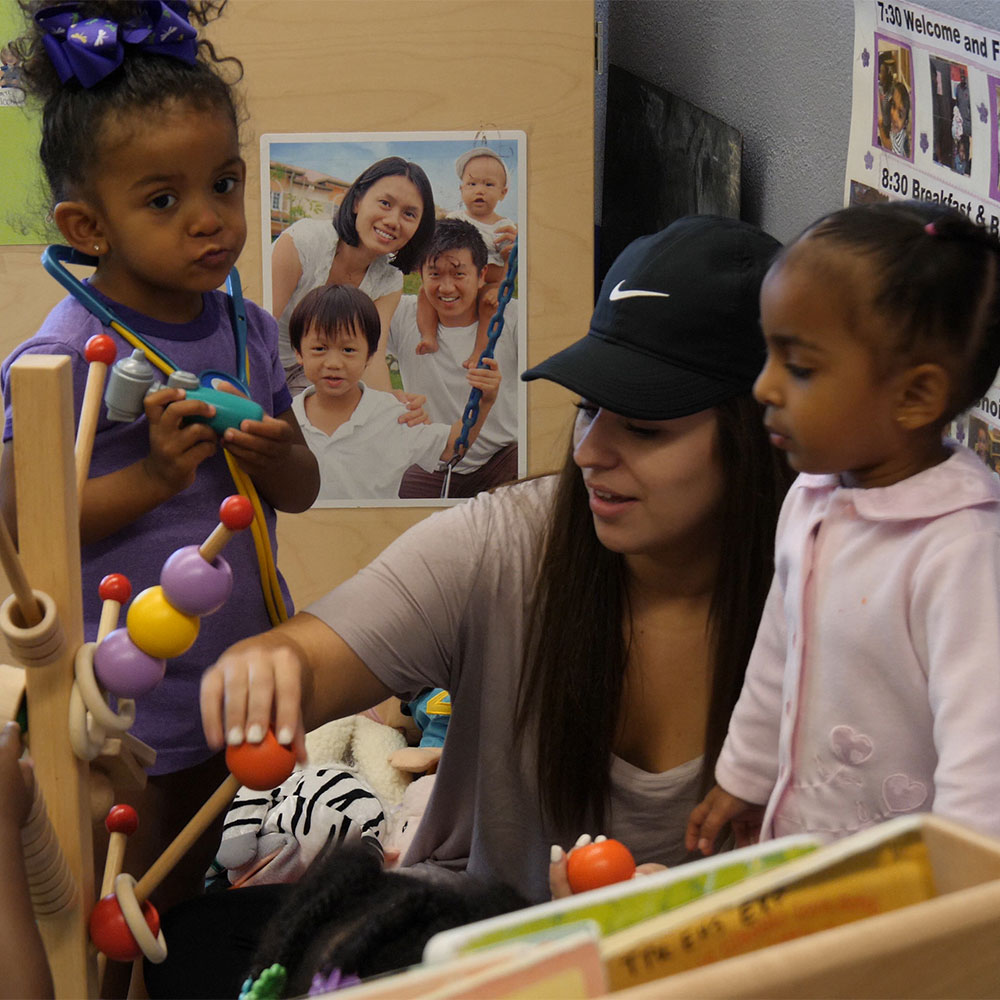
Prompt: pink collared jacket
<box><xmin>717</xmin><ymin>443</ymin><xmax>1000</xmax><ymax>842</ymax></box>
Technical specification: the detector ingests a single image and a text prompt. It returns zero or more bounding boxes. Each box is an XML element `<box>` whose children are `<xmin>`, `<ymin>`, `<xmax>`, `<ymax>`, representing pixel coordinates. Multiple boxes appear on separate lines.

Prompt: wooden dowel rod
<box><xmin>133</xmin><ymin>774</ymin><xmax>240</xmax><ymax>903</ymax></box>
<box><xmin>0</xmin><ymin>513</ymin><xmax>41</xmax><ymax>627</ymax></box>
<box><xmin>199</xmin><ymin>523</ymin><xmax>233</xmax><ymax>564</ymax></box>
<box><xmin>74</xmin><ymin>362</ymin><xmax>107</xmax><ymax>503</ymax></box>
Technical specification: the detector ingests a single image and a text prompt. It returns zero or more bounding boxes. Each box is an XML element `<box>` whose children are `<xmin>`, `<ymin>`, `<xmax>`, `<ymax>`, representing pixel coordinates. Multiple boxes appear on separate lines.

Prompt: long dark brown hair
<box><xmin>515</xmin><ymin>393</ymin><xmax>793</xmax><ymax>834</ymax></box>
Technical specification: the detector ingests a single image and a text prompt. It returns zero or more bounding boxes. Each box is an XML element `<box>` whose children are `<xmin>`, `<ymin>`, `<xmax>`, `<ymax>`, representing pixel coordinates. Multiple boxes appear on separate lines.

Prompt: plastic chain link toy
<box><xmin>439</xmin><ymin>238</ymin><xmax>518</xmax><ymax>498</ymax></box>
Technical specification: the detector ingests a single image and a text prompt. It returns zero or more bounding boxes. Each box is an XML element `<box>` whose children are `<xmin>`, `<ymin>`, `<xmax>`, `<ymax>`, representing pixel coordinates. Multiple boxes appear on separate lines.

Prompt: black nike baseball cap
<box><xmin>521</xmin><ymin>215</ymin><xmax>782</xmax><ymax>419</ymax></box>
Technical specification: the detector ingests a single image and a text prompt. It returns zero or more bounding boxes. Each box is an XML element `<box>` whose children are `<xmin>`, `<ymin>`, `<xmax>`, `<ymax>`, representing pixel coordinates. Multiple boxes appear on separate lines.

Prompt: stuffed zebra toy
<box><xmin>218</xmin><ymin>765</ymin><xmax>387</xmax><ymax>886</ymax></box>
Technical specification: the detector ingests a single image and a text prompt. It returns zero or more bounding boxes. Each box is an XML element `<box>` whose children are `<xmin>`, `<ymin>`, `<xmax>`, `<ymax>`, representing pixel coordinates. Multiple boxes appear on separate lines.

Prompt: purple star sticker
<box><xmin>920</xmin><ymin>132</ymin><xmax>929</xmax><ymax>153</ymax></box>
<box><xmin>864</xmin><ymin>151</ymin><xmax>874</xmax><ymax>170</ymax></box>
<box><xmin>862</xmin><ymin>48</ymin><xmax>870</xmax><ymax>68</ymax></box>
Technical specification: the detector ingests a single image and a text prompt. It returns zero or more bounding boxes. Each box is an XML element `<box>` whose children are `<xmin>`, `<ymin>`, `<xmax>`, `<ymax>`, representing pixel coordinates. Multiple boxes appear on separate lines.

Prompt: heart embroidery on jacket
<box><xmin>830</xmin><ymin>725</ymin><xmax>873</xmax><ymax>765</ymax></box>
<box><xmin>882</xmin><ymin>773</ymin><xmax>927</xmax><ymax>812</ymax></box>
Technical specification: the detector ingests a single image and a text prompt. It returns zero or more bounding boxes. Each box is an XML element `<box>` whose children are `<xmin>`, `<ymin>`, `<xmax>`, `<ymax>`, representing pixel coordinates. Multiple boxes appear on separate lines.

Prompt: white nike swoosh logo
<box><xmin>608</xmin><ymin>280</ymin><xmax>671</xmax><ymax>301</ymax></box>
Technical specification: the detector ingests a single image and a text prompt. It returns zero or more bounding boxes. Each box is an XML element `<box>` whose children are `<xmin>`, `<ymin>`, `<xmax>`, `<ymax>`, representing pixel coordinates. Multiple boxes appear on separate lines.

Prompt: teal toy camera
<box><xmin>104</xmin><ymin>350</ymin><xmax>263</xmax><ymax>433</ymax></box>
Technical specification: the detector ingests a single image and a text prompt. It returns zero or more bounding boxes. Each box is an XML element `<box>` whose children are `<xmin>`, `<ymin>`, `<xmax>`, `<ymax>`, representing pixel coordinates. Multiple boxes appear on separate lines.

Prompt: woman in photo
<box><xmin>271</xmin><ymin>156</ymin><xmax>436</xmax><ymax>392</ymax></box>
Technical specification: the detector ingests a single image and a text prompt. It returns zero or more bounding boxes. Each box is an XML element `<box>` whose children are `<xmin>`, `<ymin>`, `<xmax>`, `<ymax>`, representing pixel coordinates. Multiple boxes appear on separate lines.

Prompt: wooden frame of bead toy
<box><xmin>1</xmin><ymin>341</ymin><xmax>296</xmax><ymax>998</ymax></box>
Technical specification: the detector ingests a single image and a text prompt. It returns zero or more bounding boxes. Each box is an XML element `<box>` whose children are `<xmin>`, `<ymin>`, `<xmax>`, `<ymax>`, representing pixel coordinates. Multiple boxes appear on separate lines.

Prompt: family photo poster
<box><xmin>260</xmin><ymin>130</ymin><xmax>526</xmax><ymax>508</ymax></box>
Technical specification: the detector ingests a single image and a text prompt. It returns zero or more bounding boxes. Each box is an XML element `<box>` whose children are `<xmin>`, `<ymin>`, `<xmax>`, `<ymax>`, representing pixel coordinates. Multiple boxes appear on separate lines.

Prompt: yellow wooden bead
<box><xmin>126</xmin><ymin>586</ymin><xmax>199</xmax><ymax>659</ymax></box>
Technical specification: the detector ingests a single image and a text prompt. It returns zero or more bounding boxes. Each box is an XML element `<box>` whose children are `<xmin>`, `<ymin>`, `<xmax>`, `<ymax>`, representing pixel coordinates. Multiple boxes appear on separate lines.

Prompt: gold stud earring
<box><xmin>93</xmin><ymin>244</ymin><xmax>101</xmax><ymax>252</ymax></box>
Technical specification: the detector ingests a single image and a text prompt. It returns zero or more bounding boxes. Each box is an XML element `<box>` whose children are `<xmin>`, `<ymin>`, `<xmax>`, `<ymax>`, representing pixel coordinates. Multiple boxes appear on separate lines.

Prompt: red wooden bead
<box><xmin>88</xmin><ymin>894</ymin><xmax>159</xmax><ymax>963</ymax></box>
<box><xmin>219</xmin><ymin>495</ymin><xmax>254</xmax><ymax>531</ymax></box>
<box><xmin>105</xmin><ymin>804</ymin><xmax>139</xmax><ymax>837</ymax></box>
<box><xmin>226</xmin><ymin>729</ymin><xmax>296</xmax><ymax>790</ymax></box>
<box><xmin>84</xmin><ymin>334</ymin><xmax>117</xmax><ymax>366</ymax></box>
<box><xmin>566</xmin><ymin>838</ymin><xmax>636</xmax><ymax>894</ymax></box>
<box><xmin>99</xmin><ymin>573</ymin><xmax>132</xmax><ymax>605</ymax></box>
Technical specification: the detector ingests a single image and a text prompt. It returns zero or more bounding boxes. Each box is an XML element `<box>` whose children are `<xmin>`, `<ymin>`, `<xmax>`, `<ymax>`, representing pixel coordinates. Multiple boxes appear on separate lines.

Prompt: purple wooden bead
<box><xmin>159</xmin><ymin>545</ymin><xmax>234</xmax><ymax>617</ymax></box>
<box><xmin>94</xmin><ymin>628</ymin><xmax>166</xmax><ymax>698</ymax></box>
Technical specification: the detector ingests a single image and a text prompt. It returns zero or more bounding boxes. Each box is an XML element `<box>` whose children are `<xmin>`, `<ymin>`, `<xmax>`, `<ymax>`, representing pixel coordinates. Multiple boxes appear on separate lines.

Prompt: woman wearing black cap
<box><xmin>200</xmin><ymin>216</ymin><xmax>792</xmax><ymax>908</ymax></box>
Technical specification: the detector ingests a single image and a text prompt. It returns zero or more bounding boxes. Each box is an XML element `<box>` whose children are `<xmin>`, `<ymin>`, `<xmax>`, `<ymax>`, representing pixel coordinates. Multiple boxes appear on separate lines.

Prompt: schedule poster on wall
<box><xmin>846</xmin><ymin>0</ymin><xmax>1000</xmax><ymax>219</ymax></box>
<box><xmin>847</xmin><ymin>1</ymin><xmax>1000</xmax><ymax>466</ymax></box>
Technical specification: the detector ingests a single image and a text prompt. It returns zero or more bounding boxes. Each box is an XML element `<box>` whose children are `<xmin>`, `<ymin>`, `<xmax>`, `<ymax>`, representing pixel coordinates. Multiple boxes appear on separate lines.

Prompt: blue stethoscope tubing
<box><xmin>40</xmin><ymin>243</ymin><xmax>287</xmax><ymax>625</ymax></box>
<box><xmin>41</xmin><ymin>244</ymin><xmax>250</xmax><ymax>390</ymax></box>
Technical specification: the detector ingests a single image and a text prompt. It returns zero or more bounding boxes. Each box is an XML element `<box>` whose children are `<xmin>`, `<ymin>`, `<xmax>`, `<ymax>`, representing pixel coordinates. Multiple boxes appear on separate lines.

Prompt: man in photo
<box><xmin>389</xmin><ymin>218</ymin><xmax>519</xmax><ymax>498</ymax></box>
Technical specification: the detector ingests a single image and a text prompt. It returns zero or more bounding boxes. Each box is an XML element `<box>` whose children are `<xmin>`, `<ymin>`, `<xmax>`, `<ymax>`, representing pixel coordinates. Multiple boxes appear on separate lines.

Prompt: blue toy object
<box><xmin>402</xmin><ymin>688</ymin><xmax>451</xmax><ymax>748</ymax></box>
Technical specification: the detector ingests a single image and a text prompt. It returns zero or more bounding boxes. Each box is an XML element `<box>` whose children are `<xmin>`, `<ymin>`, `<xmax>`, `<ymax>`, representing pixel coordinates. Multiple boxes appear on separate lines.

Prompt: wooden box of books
<box><xmin>415</xmin><ymin>815</ymin><xmax>1000</xmax><ymax>999</ymax></box>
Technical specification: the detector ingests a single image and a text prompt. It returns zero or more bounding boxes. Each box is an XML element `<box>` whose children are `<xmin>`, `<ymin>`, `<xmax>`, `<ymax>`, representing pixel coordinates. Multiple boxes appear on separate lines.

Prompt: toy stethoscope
<box><xmin>42</xmin><ymin>244</ymin><xmax>287</xmax><ymax>625</ymax></box>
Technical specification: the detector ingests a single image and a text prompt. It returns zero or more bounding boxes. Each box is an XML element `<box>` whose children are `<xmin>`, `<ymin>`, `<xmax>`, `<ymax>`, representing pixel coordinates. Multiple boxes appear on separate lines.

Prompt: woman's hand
<box><xmin>549</xmin><ymin>834</ymin><xmax>664</xmax><ymax>900</ymax></box>
<box><xmin>200</xmin><ymin>632</ymin><xmax>309</xmax><ymax>764</ymax></box>
<box><xmin>201</xmin><ymin>616</ymin><xmax>393</xmax><ymax>768</ymax></box>
<box><xmin>391</xmin><ymin>391</ymin><xmax>431</xmax><ymax>426</ymax></box>
<box><xmin>685</xmin><ymin>784</ymin><xmax>763</xmax><ymax>855</ymax></box>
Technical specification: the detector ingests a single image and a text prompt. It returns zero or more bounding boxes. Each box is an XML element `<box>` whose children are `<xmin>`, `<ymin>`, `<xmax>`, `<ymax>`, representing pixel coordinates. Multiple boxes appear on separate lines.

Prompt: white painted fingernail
<box><xmin>246</xmin><ymin>724</ymin><xmax>264</xmax><ymax>744</ymax></box>
<box><xmin>575</xmin><ymin>834</ymin><xmax>591</xmax><ymax>848</ymax></box>
<box><xmin>550</xmin><ymin>844</ymin><xmax>564</xmax><ymax>864</ymax></box>
<box><xmin>276</xmin><ymin>726</ymin><xmax>294</xmax><ymax>746</ymax></box>
<box><xmin>226</xmin><ymin>726</ymin><xmax>244</xmax><ymax>746</ymax></box>
<box><xmin>595</xmin><ymin>834</ymin><xmax>607</xmax><ymax>843</ymax></box>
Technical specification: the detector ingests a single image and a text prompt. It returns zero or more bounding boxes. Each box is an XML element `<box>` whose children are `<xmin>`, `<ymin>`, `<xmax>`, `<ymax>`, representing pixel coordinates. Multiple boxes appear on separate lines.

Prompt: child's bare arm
<box><xmin>221</xmin><ymin>408</ymin><xmax>320</xmax><ymax>512</ymax></box>
<box><xmin>439</xmin><ymin>358</ymin><xmax>501</xmax><ymax>460</ymax></box>
<box><xmin>0</xmin><ymin>722</ymin><xmax>54</xmax><ymax>999</ymax></box>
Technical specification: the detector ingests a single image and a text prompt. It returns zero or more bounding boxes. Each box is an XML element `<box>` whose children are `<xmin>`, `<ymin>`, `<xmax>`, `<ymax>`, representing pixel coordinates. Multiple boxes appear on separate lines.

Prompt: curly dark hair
<box><xmin>246</xmin><ymin>844</ymin><xmax>527</xmax><ymax>997</ymax></box>
<box><xmin>10</xmin><ymin>1</ymin><xmax>244</xmax><ymax>204</ymax></box>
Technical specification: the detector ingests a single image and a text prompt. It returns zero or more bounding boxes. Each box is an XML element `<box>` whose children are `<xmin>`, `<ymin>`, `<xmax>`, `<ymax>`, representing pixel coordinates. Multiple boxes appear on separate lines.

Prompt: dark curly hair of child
<box><xmin>145</xmin><ymin>843</ymin><xmax>528</xmax><ymax>999</ymax></box>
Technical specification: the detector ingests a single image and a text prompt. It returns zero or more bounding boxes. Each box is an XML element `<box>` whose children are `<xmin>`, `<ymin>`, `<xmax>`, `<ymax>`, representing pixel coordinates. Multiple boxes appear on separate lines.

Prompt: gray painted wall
<box><xmin>601</xmin><ymin>0</ymin><xmax>1000</xmax><ymax>242</ymax></box>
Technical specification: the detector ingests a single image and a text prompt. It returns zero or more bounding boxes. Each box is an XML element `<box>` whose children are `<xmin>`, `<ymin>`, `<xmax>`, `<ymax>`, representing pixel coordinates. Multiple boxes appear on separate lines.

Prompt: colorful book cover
<box><xmin>602</xmin><ymin>820</ymin><xmax>937</xmax><ymax>990</ymax></box>
<box><xmin>423</xmin><ymin>834</ymin><xmax>818</xmax><ymax>963</ymax></box>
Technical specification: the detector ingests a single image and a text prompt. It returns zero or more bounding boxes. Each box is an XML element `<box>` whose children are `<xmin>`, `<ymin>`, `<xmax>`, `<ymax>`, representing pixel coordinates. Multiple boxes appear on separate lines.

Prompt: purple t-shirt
<box><xmin>2</xmin><ymin>286</ymin><xmax>293</xmax><ymax>773</ymax></box>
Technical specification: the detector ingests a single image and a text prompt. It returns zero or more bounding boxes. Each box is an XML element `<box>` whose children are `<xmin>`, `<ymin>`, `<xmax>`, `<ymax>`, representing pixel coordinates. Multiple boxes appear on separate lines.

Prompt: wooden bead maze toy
<box><xmin>1</xmin><ymin>347</ymin><xmax>294</xmax><ymax>997</ymax></box>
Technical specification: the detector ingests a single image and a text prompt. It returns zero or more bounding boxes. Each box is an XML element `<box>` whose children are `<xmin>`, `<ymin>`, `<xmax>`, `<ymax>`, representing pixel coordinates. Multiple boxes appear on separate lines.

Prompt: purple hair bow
<box><xmin>35</xmin><ymin>1</ymin><xmax>197</xmax><ymax>89</ymax></box>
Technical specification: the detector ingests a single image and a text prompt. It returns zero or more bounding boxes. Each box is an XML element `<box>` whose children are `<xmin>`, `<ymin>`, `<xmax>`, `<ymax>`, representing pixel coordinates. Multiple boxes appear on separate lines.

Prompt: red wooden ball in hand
<box><xmin>226</xmin><ymin>728</ymin><xmax>296</xmax><ymax>790</ymax></box>
<box><xmin>566</xmin><ymin>838</ymin><xmax>636</xmax><ymax>894</ymax></box>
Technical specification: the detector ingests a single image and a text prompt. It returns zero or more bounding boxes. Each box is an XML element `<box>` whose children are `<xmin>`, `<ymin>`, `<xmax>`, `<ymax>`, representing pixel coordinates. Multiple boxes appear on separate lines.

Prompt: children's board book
<box><xmin>423</xmin><ymin>833</ymin><xmax>818</xmax><ymax>964</ymax></box>
<box><xmin>599</xmin><ymin>813</ymin><xmax>956</xmax><ymax>991</ymax></box>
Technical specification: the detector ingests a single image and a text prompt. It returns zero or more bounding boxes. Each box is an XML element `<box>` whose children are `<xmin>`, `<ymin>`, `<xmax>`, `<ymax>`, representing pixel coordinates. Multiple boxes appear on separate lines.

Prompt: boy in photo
<box><xmin>291</xmin><ymin>284</ymin><xmax>500</xmax><ymax>503</ymax></box>
<box><xmin>390</xmin><ymin>219</ymin><xmax>520</xmax><ymax>499</ymax></box>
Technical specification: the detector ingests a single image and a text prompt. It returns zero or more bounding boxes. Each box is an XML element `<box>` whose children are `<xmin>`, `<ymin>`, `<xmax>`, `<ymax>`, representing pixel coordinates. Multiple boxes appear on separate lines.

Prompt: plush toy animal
<box><xmin>217</xmin><ymin>710</ymin><xmax>412</xmax><ymax>886</ymax></box>
<box><xmin>383</xmin><ymin>774</ymin><xmax>436</xmax><ymax>869</ymax></box>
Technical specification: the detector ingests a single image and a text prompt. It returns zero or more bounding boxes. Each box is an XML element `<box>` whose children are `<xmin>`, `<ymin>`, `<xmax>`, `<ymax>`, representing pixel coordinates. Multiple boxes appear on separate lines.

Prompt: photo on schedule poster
<box><xmin>260</xmin><ymin>130</ymin><xmax>526</xmax><ymax>509</ymax></box>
